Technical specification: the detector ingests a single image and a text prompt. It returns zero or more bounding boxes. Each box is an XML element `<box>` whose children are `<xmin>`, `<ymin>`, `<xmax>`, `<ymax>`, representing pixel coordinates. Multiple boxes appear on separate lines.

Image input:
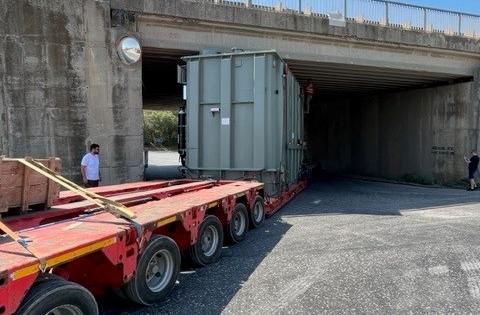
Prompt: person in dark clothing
<box><xmin>464</xmin><ymin>150</ymin><xmax>479</xmax><ymax>191</ymax></box>
<box><xmin>304</xmin><ymin>79</ymin><xmax>314</xmax><ymax>114</ymax></box>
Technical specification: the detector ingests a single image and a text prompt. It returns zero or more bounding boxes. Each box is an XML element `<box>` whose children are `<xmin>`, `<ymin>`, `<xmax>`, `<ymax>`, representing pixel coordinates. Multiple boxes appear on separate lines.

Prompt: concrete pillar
<box><xmin>83</xmin><ymin>4</ymin><xmax>144</xmax><ymax>184</ymax></box>
<box><xmin>473</xmin><ymin>68</ymin><xmax>480</xmax><ymax>152</ymax></box>
<box><xmin>0</xmin><ymin>71</ymin><xmax>6</xmax><ymax>155</ymax></box>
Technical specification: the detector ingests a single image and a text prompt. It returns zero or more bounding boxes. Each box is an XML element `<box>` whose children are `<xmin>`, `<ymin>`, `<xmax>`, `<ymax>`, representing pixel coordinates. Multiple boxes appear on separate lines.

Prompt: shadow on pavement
<box><xmin>98</xmin><ymin>214</ymin><xmax>292</xmax><ymax>315</ymax></box>
<box><xmin>283</xmin><ymin>177</ymin><xmax>480</xmax><ymax>217</ymax></box>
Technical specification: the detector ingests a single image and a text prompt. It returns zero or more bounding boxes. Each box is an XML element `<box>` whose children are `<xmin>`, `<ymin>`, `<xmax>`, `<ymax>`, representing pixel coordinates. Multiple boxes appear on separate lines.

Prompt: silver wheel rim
<box><xmin>145</xmin><ymin>249</ymin><xmax>175</xmax><ymax>292</ymax></box>
<box><xmin>254</xmin><ymin>202</ymin><xmax>264</xmax><ymax>223</ymax></box>
<box><xmin>233</xmin><ymin>210</ymin><xmax>246</xmax><ymax>236</ymax></box>
<box><xmin>201</xmin><ymin>225</ymin><xmax>219</xmax><ymax>257</ymax></box>
<box><xmin>46</xmin><ymin>305</ymin><xmax>83</xmax><ymax>315</ymax></box>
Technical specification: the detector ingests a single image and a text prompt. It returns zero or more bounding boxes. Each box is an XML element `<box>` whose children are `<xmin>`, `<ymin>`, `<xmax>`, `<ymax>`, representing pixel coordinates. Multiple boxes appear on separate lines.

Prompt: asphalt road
<box><xmin>100</xmin><ymin>178</ymin><xmax>480</xmax><ymax>314</ymax></box>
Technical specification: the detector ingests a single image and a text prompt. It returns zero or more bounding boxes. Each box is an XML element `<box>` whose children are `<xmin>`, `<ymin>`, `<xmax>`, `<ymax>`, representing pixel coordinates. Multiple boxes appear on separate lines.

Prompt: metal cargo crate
<box><xmin>181</xmin><ymin>50</ymin><xmax>305</xmax><ymax>195</ymax></box>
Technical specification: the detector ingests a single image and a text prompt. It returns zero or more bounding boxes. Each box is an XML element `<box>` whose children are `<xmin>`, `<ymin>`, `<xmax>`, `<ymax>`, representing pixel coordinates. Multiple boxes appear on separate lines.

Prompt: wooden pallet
<box><xmin>0</xmin><ymin>157</ymin><xmax>61</xmax><ymax>215</ymax></box>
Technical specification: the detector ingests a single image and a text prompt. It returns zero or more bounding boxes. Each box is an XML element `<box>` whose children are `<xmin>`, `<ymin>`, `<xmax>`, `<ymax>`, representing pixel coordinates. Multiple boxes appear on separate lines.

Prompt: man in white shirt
<box><xmin>81</xmin><ymin>144</ymin><xmax>101</xmax><ymax>187</ymax></box>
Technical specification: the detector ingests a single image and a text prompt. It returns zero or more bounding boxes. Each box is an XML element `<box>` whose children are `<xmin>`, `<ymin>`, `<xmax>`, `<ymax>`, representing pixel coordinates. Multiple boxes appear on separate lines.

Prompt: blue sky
<box><xmin>279</xmin><ymin>0</ymin><xmax>480</xmax><ymax>16</ymax></box>
<box><xmin>395</xmin><ymin>0</ymin><xmax>480</xmax><ymax>15</ymax></box>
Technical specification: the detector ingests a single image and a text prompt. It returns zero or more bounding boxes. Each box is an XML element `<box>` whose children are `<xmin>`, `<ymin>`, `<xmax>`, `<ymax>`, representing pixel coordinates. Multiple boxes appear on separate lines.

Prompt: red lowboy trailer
<box><xmin>0</xmin><ymin>163</ymin><xmax>305</xmax><ymax>314</ymax></box>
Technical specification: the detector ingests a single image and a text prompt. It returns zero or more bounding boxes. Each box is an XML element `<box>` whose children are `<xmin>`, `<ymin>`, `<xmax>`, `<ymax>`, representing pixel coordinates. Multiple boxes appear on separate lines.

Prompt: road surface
<box><xmin>100</xmin><ymin>178</ymin><xmax>480</xmax><ymax>314</ymax></box>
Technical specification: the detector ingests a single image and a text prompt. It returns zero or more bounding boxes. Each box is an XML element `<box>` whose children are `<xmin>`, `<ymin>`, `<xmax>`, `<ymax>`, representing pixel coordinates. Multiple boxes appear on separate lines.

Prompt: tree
<box><xmin>143</xmin><ymin>110</ymin><xmax>177</xmax><ymax>150</ymax></box>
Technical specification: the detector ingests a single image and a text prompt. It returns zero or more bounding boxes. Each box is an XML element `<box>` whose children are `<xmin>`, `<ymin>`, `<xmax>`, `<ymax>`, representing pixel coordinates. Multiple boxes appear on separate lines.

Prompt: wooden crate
<box><xmin>0</xmin><ymin>157</ymin><xmax>62</xmax><ymax>215</ymax></box>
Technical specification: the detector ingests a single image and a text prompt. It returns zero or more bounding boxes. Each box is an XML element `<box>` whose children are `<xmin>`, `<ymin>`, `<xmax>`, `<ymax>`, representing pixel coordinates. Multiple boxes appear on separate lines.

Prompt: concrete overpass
<box><xmin>1</xmin><ymin>0</ymin><xmax>480</xmax><ymax>185</ymax></box>
<box><xmin>114</xmin><ymin>0</ymin><xmax>480</xmax><ymax>94</ymax></box>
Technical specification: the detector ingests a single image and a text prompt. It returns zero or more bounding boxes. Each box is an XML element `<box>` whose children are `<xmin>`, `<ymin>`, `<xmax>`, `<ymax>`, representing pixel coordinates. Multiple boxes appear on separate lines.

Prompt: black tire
<box><xmin>124</xmin><ymin>235</ymin><xmax>181</xmax><ymax>305</ymax></box>
<box><xmin>189</xmin><ymin>215</ymin><xmax>224</xmax><ymax>266</ymax></box>
<box><xmin>16</xmin><ymin>277</ymin><xmax>98</xmax><ymax>315</ymax></box>
<box><xmin>250</xmin><ymin>196</ymin><xmax>265</xmax><ymax>228</ymax></box>
<box><xmin>228</xmin><ymin>203</ymin><xmax>249</xmax><ymax>243</ymax></box>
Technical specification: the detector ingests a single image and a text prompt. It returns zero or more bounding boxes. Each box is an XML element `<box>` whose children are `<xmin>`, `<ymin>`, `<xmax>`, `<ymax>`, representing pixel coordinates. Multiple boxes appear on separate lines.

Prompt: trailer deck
<box><xmin>0</xmin><ymin>178</ymin><xmax>305</xmax><ymax>315</ymax></box>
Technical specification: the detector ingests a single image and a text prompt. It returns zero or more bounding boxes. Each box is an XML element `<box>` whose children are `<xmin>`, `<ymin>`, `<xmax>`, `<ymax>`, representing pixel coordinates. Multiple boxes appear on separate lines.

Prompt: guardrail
<box><xmin>190</xmin><ymin>0</ymin><xmax>480</xmax><ymax>39</ymax></box>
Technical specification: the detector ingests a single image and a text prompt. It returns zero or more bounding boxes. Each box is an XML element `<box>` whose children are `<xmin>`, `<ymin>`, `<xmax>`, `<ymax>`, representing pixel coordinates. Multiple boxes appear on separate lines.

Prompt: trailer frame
<box><xmin>0</xmin><ymin>175</ymin><xmax>305</xmax><ymax>314</ymax></box>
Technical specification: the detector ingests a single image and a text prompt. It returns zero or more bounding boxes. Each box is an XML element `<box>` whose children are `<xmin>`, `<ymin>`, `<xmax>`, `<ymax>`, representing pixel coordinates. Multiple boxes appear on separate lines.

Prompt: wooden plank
<box><xmin>21</xmin><ymin>158</ymin><xmax>32</xmax><ymax>212</ymax></box>
<box><xmin>19</xmin><ymin>158</ymin><xmax>136</xmax><ymax>220</ymax></box>
<box><xmin>0</xmin><ymin>156</ymin><xmax>6</xmax><ymax>214</ymax></box>
<box><xmin>46</xmin><ymin>158</ymin><xmax>55</xmax><ymax>207</ymax></box>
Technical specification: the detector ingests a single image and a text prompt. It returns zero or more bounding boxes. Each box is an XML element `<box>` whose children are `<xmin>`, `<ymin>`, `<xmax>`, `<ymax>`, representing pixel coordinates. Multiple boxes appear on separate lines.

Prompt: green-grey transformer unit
<box><xmin>181</xmin><ymin>50</ymin><xmax>305</xmax><ymax>196</ymax></box>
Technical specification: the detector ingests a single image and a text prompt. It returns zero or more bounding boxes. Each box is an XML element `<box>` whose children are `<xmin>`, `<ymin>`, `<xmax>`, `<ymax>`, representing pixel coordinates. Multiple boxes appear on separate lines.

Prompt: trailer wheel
<box><xmin>189</xmin><ymin>215</ymin><xmax>223</xmax><ymax>266</ymax></box>
<box><xmin>250</xmin><ymin>196</ymin><xmax>265</xmax><ymax>228</ymax></box>
<box><xmin>124</xmin><ymin>235</ymin><xmax>180</xmax><ymax>305</ymax></box>
<box><xmin>16</xmin><ymin>277</ymin><xmax>98</xmax><ymax>315</ymax></box>
<box><xmin>228</xmin><ymin>203</ymin><xmax>249</xmax><ymax>243</ymax></box>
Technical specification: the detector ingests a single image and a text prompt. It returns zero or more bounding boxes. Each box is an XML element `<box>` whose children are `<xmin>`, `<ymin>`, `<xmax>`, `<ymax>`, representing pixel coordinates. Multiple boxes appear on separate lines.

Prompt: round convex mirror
<box><xmin>117</xmin><ymin>36</ymin><xmax>142</xmax><ymax>65</ymax></box>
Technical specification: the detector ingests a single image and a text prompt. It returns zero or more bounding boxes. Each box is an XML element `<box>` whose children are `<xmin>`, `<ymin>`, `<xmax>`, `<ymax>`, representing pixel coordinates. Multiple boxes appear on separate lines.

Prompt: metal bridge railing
<box><xmin>191</xmin><ymin>0</ymin><xmax>480</xmax><ymax>39</ymax></box>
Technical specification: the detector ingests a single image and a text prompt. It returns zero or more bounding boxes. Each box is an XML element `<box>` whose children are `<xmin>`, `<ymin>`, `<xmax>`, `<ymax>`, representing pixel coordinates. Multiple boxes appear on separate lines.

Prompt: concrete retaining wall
<box><xmin>0</xmin><ymin>0</ymin><xmax>144</xmax><ymax>184</ymax></box>
<box><xmin>311</xmin><ymin>82</ymin><xmax>478</xmax><ymax>183</ymax></box>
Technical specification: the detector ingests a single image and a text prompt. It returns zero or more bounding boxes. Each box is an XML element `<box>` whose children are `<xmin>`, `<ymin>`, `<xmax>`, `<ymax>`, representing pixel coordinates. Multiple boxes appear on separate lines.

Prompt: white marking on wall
<box><xmin>274</xmin><ymin>272</ymin><xmax>319</xmax><ymax>314</ymax></box>
<box><xmin>468</xmin><ymin>277</ymin><xmax>480</xmax><ymax>299</ymax></box>
<box><xmin>428</xmin><ymin>265</ymin><xmax>449</xmax><ymax>275</ymax></box>
<box><xmin>460</xmin><ymin>259</ymin><xmax>480</xmax><ymax>299</ymax></box>
<box><xmin>461</xmin><ymin>260</ymin><xmax>480</xmax><ymax>272</ymax></box>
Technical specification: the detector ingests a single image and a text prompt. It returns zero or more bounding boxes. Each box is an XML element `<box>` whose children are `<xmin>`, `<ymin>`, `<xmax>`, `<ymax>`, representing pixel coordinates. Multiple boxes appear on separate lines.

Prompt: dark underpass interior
<box><xmin>141</xmin><ymin>48</ymin><xmax>196</xmax><ymax>178</ymax></box>
<box><xmin>141</xmin><ymin>47</ymin><xmax>474</xmax><ymax>185</ymax></box>
<box><xmin>142</xmin><ymin>48</ymin><xmax>195</xmax><ymax>111</ymax></box>
<box><xmin>290</xmin><ymin>60</ymin><xmax>473</xmax><ymax>185</ymax></box>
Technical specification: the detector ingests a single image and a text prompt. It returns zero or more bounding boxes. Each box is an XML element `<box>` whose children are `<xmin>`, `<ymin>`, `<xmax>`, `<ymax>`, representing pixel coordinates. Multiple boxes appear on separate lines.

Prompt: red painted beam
<box><xmin>4</xmin><ymin>181</ymin><xmax>216</xmax><ymax>231</ymax></box>
<box><xmin>265</xmin><ymin>181</ymin><xmax>307</xmax><ymax>216</ymax></box>
<box><xmin>54</xmin><ymin>179</ymin><xmax>196</xmax><ymax>205</ymax></box>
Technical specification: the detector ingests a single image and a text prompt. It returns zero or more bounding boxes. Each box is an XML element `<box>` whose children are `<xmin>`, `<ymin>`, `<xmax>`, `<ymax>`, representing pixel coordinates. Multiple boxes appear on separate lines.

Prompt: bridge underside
<box><xmin>142</xmin><ymin>45</ymin><xmax>473</xmax><ymax>96</ymax></box>
<box><xmin>142</xmin><ymin>44</ymin><xmax>478</xmax><ymax>184</ymax></box>
<box><xmin>286</xmin><ymin>60</ymin><xmax>471</xmax><ymax>95</ymax></box>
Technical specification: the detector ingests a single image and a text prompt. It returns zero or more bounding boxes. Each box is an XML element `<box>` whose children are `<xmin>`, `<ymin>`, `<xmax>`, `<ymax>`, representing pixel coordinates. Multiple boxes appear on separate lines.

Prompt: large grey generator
<box><xmin>180</xmin><ymin>50</ymin><xmax>305</xmax><ymax>196</ymax></box>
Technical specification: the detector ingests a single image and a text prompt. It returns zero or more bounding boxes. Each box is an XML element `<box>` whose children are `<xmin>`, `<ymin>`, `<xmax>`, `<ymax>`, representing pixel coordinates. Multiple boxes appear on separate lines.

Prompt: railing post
<box><xmin>344</xmin><ymin>0</ymin><xmax>347</xmax><ymax>18</ymax></box>
<box><xmin>276</xmin><ymin>0</ymin><xmax>283</xmax><ymax>12</ymax></box>
<box><xmin>385</xmin><ymin>2</ymin><xmax>389</xmax><ymax>26</ymax></box>
<box><xmin>458</xmin><ymin>13</ymin><xmax>462</xmax><ymax>35</ymax></box>
<box><xmin>423</xmin><ymin>8</ymin><xmax>427</xmax><ymax>31</ymax></box>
